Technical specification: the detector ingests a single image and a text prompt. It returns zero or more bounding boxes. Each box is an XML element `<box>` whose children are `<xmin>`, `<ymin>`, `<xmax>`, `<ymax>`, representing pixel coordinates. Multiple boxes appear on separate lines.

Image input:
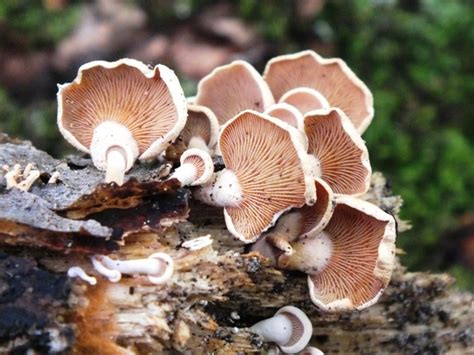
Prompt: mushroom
<box><xmin>280</xmin><ymin>196</ymin><xmax>397</xmax><ymax>312</ymax></box>
<box><xmin>279</xmin><ymin>87</ymin><xmax>330</xmax><ymax>115</ymax></box>
<box><xmin>57</xmin><ymin>58</ymin><xmax>187</xmax><ymax>185</ymax></box>
<box><xmin>67</xmin><ymin>266</ymin><xmax>97</xmax><ymax>285</ymax></box>
<box><xmin>300</xmin><ymin>346</ymin><xmax>325</xmax><ymax>355</ymax></box>
<box><xmin>93</xmin><ymin>252</ymin><xmax>174</xmax><ymax>285</ymax></box>
<box><xmin>263</xmin><ymin>50</ymin><xmax>374</xmax><ymax>133</ymax></box>
<box><xmin>195</xmin><ymin>110</ymin><xmax>316</xmax><ymax>243</ymax></box>
<box><xmin>250</xmin><ymin>305</ymin><xmax>313</xmax><ymax>353</ymax></box>
<box><xmin>195</xmin><ymin>60</ymin><xmax>275</xmax><ymax>125</ymax></box>
<box><xmin>4</xmin><ymin>163</ymin><xmax>40</xmax><ymax>192</ymax></box>
<box><xmin>251</xmin><ymin>178</ymin><xmax>334</xmax><ymax>263</ymax></box>
<box><xmin>304</xmin><ymin>108</ymin><xmax>371</xmax><ymax>195</ymax></box>
<box><xmin>264</xmin><ymin>103</ymin><xmax>304</xmax><ymax>131</ymax></box>
<box><xmin>169</xmin><ymin>148</ymin><xmax>214</xmax><ymax>186</ymax></box>
<box><xmin>180</xmin><ymin>104</ymin><xmax>219</xmax><ymax>153</ymax></box>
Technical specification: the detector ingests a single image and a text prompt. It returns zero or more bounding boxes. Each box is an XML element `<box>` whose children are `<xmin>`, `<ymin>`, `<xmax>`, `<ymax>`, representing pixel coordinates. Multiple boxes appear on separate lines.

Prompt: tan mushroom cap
<box><xmin>279</xmin><ymin>87</ymin><xmax>330</xmax><ymax>115</ymax></box>
<box><xmin>195</xmin><ymin>60</ymin><xmax>275</xmax><ymax>125</ymax></box>
<box><xmin>219</xmin><ymin>110</ymin><xmax>316</xmax><ymax>242</ymax></box>
<box><xmin>263</xmin><ymin>50</ymin><xmax>374</xmax><ymax>133</ymax></box>
<box><xmin>264</xmin><ymin>103</ymin><xmax>304</xmax><ymax>131</ymax></box>
<box><xmin>57</xmin><ymin>58</ymin><xmax>187</xmax><ymax>162</ymax></box>
<box><xmin>305</xmin><ymin>196</ymin><xmax>396</xmax><ymax>312</ymax></box>
<box><xmin>304</xmin><ymin>108</ymin><xmax>371</xmax><ymax>195</ymax></box>
<box><xmin>181</xmin><ymin>104</ymin><xmax>219</xmax><ymax>151</ymax></box>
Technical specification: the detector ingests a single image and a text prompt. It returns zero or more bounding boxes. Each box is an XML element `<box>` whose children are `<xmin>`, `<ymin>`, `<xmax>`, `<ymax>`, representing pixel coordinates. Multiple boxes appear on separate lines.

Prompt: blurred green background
<box><xmin>0</xmin><ymin>0</ymin><xmax>473</xmax><ymax>287</ymax></box>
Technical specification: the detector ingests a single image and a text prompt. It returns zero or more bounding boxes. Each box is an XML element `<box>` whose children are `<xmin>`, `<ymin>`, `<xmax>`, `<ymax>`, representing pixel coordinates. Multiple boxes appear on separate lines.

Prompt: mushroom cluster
<box><xmin>56</xmin><ymin>51</ymin><xmax>396</xmax><ymax>316</ymax></box>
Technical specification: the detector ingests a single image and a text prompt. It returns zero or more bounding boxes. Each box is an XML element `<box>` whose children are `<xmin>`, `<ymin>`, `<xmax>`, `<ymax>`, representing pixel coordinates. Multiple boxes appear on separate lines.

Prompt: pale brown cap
<box><xmin>195</xmin><ymin>60</ymin><xmax>275</xmax><ymax>125</ymax></box>
<box><xmin>306</xmin><ymin>196</ymin><xmax>396</xmax><ymax>312</ymax></box>
<box><xmin>264</xmin><ymin>103</ymin><xmax>304</xmax><ymax>131</ymax></box>
<box><xmin>57</xmin><ymin>58</ymin><xmax>187</xmax><ymax>167</ymax></box>
<box><xmin>264</xmin><ymin>50</ymin><xmax>374</xmax><ymax>133</ymax></box>
<box><xmin>279</xmin><ymin>87</ymin><xmax>330</xmax><ymax>115</ymax></box>
<box><xmin>215</xmin><ymin>110</ymin><xmax>316</xmax><ymax>242</ymax></box>
<box><xmin>181</xmin><ymin>104</ymin><xmax>219</xmax><ymax>152</ymax></box>
<box><xmin>304</xmin><ymin>108</ymin><xmax>371</xmax><ymax>195</ymax></box>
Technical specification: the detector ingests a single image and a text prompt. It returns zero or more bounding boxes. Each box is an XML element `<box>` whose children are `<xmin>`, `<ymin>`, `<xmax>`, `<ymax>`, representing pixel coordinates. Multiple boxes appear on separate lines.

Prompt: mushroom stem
<box><xmin>250</xmin><ymin>313</ymin><xmax>293</xmax><ymax>345</ymax></box>
<box><xmin>171</xmin><ymin>163</ymin><xmax>198</xmax><ymax>186</ymax></box>
<box><xmin>194</xmin><ymin>169</ymin><xmax>243</xmax><ymax>207</ymax></box>
<box><xmin>105</xmin><ymin>146</ymin><xmax>127</xmax><ymax>185</ymax></box>
<box><xmin>188</xmin><ymin>136</ymin><xmax>210</xmax><ymax>153</ymax></box>
<box><xmin>99</xmin><ymin>253</ymin><xmax>174</xmax><ymax>285</ymax></box>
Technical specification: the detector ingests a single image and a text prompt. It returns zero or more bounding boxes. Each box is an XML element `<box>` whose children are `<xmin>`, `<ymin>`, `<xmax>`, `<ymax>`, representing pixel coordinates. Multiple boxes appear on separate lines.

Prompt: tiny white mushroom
<box><xmin>182</xmin><ymin>234</ymin><xmax>213</xmax><ymax>250</ymax></box>
<box><xmin>48</xmin><ymin>171</ymin><xmax>61</xmax><ymax>184</ymax></box>
<box><xmin>67</xmin><ymin>266</ymin><xmax>97</xmax><ymax>285</ymax></box>
<box><xmin>250</xmin><ymin>306</ymin><xmax>313</xmax><ymax>353</ymax></box>
<box><xmin>170</xmin><ymin>148</ymin><xmax>214</xmax><ymax>186</ymax></box>
<box><xmin>98</xmin><ymin>252</ymin><xmax>174</xmax><ymax>285</ymax></box>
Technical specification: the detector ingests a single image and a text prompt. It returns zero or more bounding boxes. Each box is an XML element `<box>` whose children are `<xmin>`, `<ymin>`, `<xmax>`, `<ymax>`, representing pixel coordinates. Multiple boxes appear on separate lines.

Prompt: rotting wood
<box><xmin>0</xmin><ymin>136</ymin><xmax>472</xmax><ymax>354</ymax></box>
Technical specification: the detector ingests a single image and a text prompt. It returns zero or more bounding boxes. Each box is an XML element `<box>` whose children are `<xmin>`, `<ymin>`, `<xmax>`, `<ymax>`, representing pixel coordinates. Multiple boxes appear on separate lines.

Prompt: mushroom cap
<box><xmin>195</xmin><ymin>60</ymin><xmax>275</xmax><ymax>125</ymax></box>
<box><xmin>182</xmin><ymin>104</ymin><xmax>219</xmax><ymax>149</ymax></box>
<box><xmin>279</xmin><ymin>87</ymin><xmax>330</xmax><ymax>115</ymax></box>
<box><xmin>263</xmin><ymin>50</ymin><xmax>374</xmax><ymax>133</ymax></box>
<box><xmin>304</xmin><ymin>108</ymin><xmax>371</xmax><ymax>195</ymax></box>
<box><xmin>275</xmin><ymin>306</ymin><xmax>313</xmax><ymax>353</ymax></box>
<box><xmin>307</xmin><ymin>195</ymin><xmax>396</xmax><ymax>312</ymax></box>
<box><xmin>220</xmin><ymin>110</ymin><xmax>316</xmax><ymax>242</ymax></box>
<box><xmin>264</xmin><ymin>102</ymin><xmax>304</xmax><ymax>131</ymax></box>
<box><xmin>57</xmin><ymin>58</ymin><xmax>187</xmax><ymax>161</ymax></box>
<box><xmin>179</xmin><ymin>148</ymin><xmax>214</xmax><ymax>186</ymax></box>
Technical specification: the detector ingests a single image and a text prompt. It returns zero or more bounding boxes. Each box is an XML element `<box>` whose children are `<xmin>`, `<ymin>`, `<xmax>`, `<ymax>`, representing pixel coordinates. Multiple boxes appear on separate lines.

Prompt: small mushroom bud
<box><xmin>250</xmin><ymin>306</ymin><xmax>313</xmax><ymax>353</ymax></box>
<box><xmin>97</xmin><ymin>252</ymin><xmax>174</xmax><ymax>285</ymax></box>
<box><xmin>169</xmin><ymin>148</ymin><xmax>214</xmax><ymax>186</ymax></box>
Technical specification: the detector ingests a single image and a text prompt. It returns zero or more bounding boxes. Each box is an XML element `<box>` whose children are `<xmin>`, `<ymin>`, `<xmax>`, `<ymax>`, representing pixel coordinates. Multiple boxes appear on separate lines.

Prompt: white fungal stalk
<box><xmin>251</xmin><ymin>313</ymin><xmax>293</xmax><ymax>345</ymax></box>
<box><xmin>188</xmin><ymin>136</ymin><xmax>209</xmax><ymax>153</ymax></box>
<box><xmin>171</xmin><ymin>163</ymin><xmax>198</xmax><ymax>186</ymax></box>
<box><xmin>67</xmin><ymin>266</ymin><xmax>97</xmax><ymax>285</ymax></box>
<box><xmin>194</xmin><ymin>169</ymin><xmax>243</xmax><ymax>207</ymax></box>
<box><xmin>90</xmin><ymin>121</ymin><xmax>139</xmax><ymax>186</ymax></box>
<box><xmin>92</xmin><ymin>253</ymin><xmax>174</xmax><ymax>285</ymax></box>
<box><xmin>4</xmin><ymin>163</ymin><xmax>40</xmax><ymax>192</ymax></box>
<box><xmin>91</xmin><ymin>255</ymin><xmax>122</xmax><ymax>282</ymax></box>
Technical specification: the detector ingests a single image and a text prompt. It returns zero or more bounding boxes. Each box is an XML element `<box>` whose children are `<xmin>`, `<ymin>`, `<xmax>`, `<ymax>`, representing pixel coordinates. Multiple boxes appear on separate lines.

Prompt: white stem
<box><xmin>171</xmin><ymin>163</ymin><xmax>198</xmax><ymax>186</ymax></box>
<box><xmin>105</xmin><ymin>146</ymin><xmax>127</xmax><ymax>185</ymax></box>
<box><xmin>98</xmin><ymin>253</ymin><xmax>174</xmax><ymax>285</ymax></box>
<box><xmin>188</xmin><ymin>136</ymin><xmax>209</xmax><ymax>153</ymax></box>
<box><xmin>307</xmin><ymin>154</ymin><xmax>321</xmax><ymax>178</ymax></box>
<box><xmin>250</xmin><ymin>314</ymin><xmax>293</xmax><ymax>345</ymax></box>
<box><xmin>194</xmin><ymin>169</ymin><xmax>242</xmax><ymax>207</ymax></box>
<box><xmin>67</xmin><ymin>266</ymin><xmax>97</xmax><ymax>285</ymax></box>
<box><xmin>91</xmin><ymin>256</ymin><xmax>122</xmax><ymax>282</ymax></box>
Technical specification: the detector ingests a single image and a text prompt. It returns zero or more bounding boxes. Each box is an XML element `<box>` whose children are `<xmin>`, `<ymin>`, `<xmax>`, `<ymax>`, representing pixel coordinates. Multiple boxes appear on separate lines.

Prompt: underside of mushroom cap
<box><xmin>195</xmin><ymin>60</ymin><xmax>275</xmax><ymax>125</ymax></box>
<box><xmin>178</xmin><ymin>148</ymin><xmax>214</xmax><ymax>186</ymax></box>
<box><xmin>304</xmin><ymin>108</ymin><xmax>371</xmax><ymax>195</ymax></box>
<box><xmin>182</xmin><ymin>104</ymin><xmax>219</xmax><ymax>150</ymax></box>
<box><xmin>263</xmin><ymin>50</ymin><xmax>374</xmax><ymax>133</ymax></box>
<box><xmin>57</xmin><ymin>58</ymin><xmax>187</xmax><ymax>161</ymax></box>
<box><xmin>279</xmin><ymin>87</ymin><xmax>330</xmax><ymax>115</ymax></box>
<box><xmin>307</xmin><ymin>196</ymin><xmax>396</xmax><ymax>312</ymax></box>
<box><xmin>275</xmin><ymin>306</ymin><xmax>313</xmax><ymax>353</ymax></box>
<box><xmin>219</xmin><ymin>110</ymin><xmax>316</xmax><ymax>242</ymax></box>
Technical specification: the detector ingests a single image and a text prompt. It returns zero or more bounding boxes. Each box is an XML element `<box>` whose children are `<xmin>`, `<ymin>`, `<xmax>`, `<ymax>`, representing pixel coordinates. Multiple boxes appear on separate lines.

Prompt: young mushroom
<box><xmin>263</xmin><ymin>50</ymin><xmax>374</xmax><ymax>133</ymax></box>
<box><xmin>279</xmin><ymin>87</ymin><xmax>330</xmax><ymax>115</ymax></box>
<box><xmin>251</xmin><ymin>178</ymin><xmax>334</xmax><ymax>263</ymax></box>
<box><xmin>195</xmin><ymin>110</ymin><xmax>316</xmax><ymax>243</ymax></box>
<box><xmin>279</xmin><ymin>196</ymin><xmax>396</xmax><ymax>312</ymax></box>
<box><xmin>57</xmin><ymin>58</ymin><xmax>187</xmax><ymax>185</ymax></box>
<box><xmin>195</xmin><ymin>60</ymin><xmax>275</xmax><ymax>125</ymax></box>
<box><xmin>93</xmin><ymin>252</ymin><xmax>174</xmax><ymax>285</ymax></box>
<box><xmin>264</xmin><ymin>103</ymin><xmax>304</xmax><ymax>131</ymax></box>
<box><xmin>169</xmin><ymin>148</ymin><xmax>214</xmax><ymax>186</ymax></box>
<box><xmin>250</xmin><ymin>305</ymin><xmax>313</xmax><ymax>353</ymax></box>
<box><xmin>180</xmin><ymin>104</ymin><xmax>219</xmax><ymax>153</ymax></box>
<box><xmin>304</xmin><ymin>108</ymin><xmax>371</xmax><ymax>195</ymax></box>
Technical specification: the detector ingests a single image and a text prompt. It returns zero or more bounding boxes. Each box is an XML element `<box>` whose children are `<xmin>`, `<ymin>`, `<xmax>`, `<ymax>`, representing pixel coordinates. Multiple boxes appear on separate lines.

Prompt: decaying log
<box><xmin>0</xmin><ymin>136</ymin><xmax>472</xmax><ymax>354</ymax></box>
